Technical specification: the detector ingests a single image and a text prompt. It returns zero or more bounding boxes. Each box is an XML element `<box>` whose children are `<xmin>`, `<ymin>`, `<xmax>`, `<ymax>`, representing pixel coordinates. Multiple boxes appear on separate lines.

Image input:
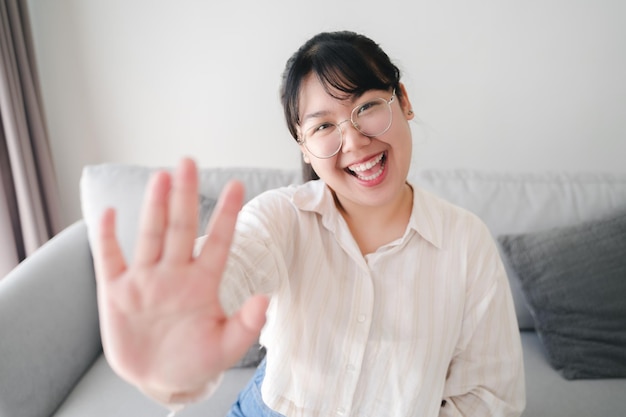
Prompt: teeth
<box><xmin>357</xmin><ymin>165</ymin><xmax>384</xmax><ymax>181</ymax></box>
<box><xmin>349</xmin><ymin>153</ymin><xmax>384</xmax><ymax>173</ymax></box>
<box><xmin>347</xmin><ymin>152</ymin><xmax>385</xmax><ymax>181</ymax></box>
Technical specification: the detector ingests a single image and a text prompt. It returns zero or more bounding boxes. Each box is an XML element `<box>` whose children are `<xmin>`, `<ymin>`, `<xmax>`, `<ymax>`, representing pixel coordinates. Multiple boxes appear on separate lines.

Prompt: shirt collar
<box><xmin>292</xmin><ymin>180</ymin><xmax>443</xmax><ymax>249</ymax></box>
<box><xmin>292</xmin><ymin>180</ymin><xmax>330</xmax><ymax>213</ymax></box>
<box><xmin>406</xmin><ymin>183</ymin><xmax>443</xmax><ymax>249</ymax></box>
<box><xmin>292</xmin><ymin>180</ymin><xmax>344</xmax><ymax>238</ymax></box>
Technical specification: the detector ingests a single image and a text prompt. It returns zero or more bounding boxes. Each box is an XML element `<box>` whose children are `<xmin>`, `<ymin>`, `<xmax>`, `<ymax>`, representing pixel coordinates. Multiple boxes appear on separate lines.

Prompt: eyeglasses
<box><xmin>298</xmin><ymin>89</ymin><xmax>396</xmax><ymax>159</ymax></box>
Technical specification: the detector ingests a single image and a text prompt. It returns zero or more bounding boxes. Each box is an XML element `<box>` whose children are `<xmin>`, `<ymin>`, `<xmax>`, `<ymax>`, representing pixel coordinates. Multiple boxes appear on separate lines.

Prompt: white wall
<box><xmin>27</xmin><ymin>0</ymin><xmax>626</xmax><ymax>226</ymax></box>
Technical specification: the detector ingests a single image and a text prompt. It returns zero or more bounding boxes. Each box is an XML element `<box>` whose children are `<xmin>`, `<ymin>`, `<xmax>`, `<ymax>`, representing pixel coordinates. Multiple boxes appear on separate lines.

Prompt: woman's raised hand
<box><xmin>93</xmin><ymin>158</ymin><xmax>269</xmax><ymax>403</ymax></box>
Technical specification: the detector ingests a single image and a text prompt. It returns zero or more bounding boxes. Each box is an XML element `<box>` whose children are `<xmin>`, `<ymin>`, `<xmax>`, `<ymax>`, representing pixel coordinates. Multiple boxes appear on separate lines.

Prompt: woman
<box><xmin>94</xmin><ymin>31</ymin><xmax>525</xmax><ymax>416</ymax></box>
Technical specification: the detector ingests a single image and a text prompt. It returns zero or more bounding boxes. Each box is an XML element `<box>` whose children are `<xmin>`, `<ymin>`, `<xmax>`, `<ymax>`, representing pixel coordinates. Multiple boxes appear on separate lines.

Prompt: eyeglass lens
<box><xmin>303</xmin><ymin>97</ymin><xmax>393</xmax><ymax>158</ymax></box>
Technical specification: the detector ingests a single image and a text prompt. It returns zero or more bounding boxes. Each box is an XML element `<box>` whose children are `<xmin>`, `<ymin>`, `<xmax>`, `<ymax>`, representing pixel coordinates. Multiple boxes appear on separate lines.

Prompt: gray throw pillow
<box><xmin>498</xmin><ymin>210</ymin><xmax>626</xmax><ymax>380</ymax></box>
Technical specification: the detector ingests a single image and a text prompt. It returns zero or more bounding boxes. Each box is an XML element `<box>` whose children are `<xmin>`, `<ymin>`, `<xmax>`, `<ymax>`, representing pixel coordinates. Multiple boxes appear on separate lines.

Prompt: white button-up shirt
<box><xmin>213</xmin><ymin>180</ymin><xmax>525</xmax><ymax>417</ymax></box>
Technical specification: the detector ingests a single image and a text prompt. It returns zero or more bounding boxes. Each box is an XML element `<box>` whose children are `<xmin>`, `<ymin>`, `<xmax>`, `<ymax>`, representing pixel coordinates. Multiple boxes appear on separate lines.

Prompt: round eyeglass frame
<box><xmin>298</xmin><ymin>89</ymin><xmax>396</xmax><ymax>159</ymax></box>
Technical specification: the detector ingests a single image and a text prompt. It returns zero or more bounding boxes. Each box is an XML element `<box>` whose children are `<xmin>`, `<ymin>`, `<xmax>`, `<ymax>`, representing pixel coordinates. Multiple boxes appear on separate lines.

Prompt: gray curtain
<box><xmin>0</xmin><ymin>0</ymin><xmax>62</xmax><ymax>278</ymax></box>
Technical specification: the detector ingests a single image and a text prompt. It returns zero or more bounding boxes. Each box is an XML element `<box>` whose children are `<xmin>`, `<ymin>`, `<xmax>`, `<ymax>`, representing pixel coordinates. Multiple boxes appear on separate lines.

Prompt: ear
<box><xmin>299</xmin><ymin>143</ymin><xmax>311</xmax><ymax>164</ymax></box>
<box><xmin>397</xmin><ymin>82</ymin><xmax>414</xmax><ymax>121</ymax></box>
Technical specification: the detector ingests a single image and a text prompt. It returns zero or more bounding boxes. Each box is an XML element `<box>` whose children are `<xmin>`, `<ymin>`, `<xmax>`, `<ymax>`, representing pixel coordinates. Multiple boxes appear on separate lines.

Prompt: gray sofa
<box><xmin>1</xmin><ymin>165</ymin><xmax>625</xmax><ymax>417</ymax></box>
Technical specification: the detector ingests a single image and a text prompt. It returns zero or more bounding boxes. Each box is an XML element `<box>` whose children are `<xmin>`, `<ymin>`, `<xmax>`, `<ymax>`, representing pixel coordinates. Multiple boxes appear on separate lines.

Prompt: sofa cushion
<box><xmin>80</xmin><ymin>164</ymin><xmax>217</xmax><ymax>263</ymax></box>
<box><xmin>52</xmin><ymin>354</ymin><xmax>255</xmax><ymax>417</ymax></box>
<box><xmin>520</xmin><ymin>331</ymin><xmax>626</xmax><ymax>417</ymax></box>
<box><xmin>80</xmin><ymin>164</ymin><xmax>301</xmax><ymax>262</ymax></box>
<box><xmin>498</xmin><ymin>210</ymin><xmax>626</xmax><ymax>379</ymax></box>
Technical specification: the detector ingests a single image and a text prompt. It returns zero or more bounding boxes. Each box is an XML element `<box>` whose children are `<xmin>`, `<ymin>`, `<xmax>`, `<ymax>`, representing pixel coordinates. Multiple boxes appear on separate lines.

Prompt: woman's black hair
<box><xmin>280</xmin><ymin>31</ymin><xmax>402</xmax><ymax>182</ymax></box>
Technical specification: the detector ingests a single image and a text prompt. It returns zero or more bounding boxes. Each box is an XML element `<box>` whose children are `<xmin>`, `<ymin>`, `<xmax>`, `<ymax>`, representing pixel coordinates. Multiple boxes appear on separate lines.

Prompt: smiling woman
<box><xmin>92</xmin><ymin>31</ymin><xmax>525</xmax><ymax>417</ymax></box>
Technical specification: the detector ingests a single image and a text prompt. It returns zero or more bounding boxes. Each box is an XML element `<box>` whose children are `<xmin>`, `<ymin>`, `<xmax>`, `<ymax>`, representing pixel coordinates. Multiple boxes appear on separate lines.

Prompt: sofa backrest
<box><xmin>410</xmin><ymin>170</ymin><xmax>626</xmax><ymax>236</ymax></box>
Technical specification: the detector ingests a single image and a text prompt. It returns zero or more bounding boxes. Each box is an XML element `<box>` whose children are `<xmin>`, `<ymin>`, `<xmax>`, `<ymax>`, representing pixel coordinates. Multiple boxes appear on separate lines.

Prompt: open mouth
<box><xmin>346</xmin><ymin>152</ymin><xmax>386</xmax><ymax>181</ymax></box>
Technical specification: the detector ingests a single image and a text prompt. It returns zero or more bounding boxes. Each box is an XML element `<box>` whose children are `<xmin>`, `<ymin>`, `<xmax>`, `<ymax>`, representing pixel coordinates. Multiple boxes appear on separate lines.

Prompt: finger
<box><xmin>221</xmin><ymin>295</ymin><xmax>270</xmax><ymax>367</ymax></box>
<box><xmin>134</xmin><ymin>170</ymin><xmax>172</xmax><ymax>266</ymax></box>
<box><xmin>196</xmin><ymin>180</ymin><xmax>245</xmax><ymax>283</ymax></box>
<box><xmin>94</xmin><ymin>208</ymin><xmax>127</xmax><ymax>282</ymax></box>
<box><xmin>163</xmin><ymin>158</ymin><xmax>200</xmax><ymax>263</ymax></box>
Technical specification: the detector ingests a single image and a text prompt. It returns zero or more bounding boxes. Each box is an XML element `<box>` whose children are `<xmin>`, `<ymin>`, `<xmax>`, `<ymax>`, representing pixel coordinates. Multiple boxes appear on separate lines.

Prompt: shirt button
<box><xmin>357</xmin><ymin>314</ymin><xmax>366</xmax><ymax>323</ymax></box>
<box><xmin>346</xmin><ymin>364</ymin><xmax>356</xmax><ymax>372</ymax></box>
<box><xmin>336</xmin><ymin>407</ymin><xmax>346</xmax><ymax>415</ymax></box>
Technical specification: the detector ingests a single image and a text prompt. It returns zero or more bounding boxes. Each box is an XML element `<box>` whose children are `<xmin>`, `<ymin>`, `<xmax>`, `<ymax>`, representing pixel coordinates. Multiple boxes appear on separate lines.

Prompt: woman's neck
<box><xmin>334</xmin><ymin>183</ymin><xmax>414</xmax><ymax>255</ymax></box>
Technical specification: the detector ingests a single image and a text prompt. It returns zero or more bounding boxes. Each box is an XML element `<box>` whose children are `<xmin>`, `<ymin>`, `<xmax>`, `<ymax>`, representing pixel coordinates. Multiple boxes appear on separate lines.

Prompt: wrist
<box><xmin>140</xmin><ymin>372</ymin><xmax>224</xmax><ymax>410</ymax></box>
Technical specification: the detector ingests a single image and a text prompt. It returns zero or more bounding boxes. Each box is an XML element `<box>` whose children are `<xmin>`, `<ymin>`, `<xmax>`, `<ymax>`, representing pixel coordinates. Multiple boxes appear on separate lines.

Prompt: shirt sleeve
<box><xmin>439</xmin><ymin>221</ymin><xmax>526</xmax><ymax>417</ymax></box>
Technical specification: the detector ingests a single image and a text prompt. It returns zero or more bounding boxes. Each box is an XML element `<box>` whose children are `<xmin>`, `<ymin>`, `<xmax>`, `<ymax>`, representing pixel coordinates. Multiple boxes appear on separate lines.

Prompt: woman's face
<box><xmin>297</xmin><ymin>74</ymin><xmax>414</xmax><ymax>213</ymax></box>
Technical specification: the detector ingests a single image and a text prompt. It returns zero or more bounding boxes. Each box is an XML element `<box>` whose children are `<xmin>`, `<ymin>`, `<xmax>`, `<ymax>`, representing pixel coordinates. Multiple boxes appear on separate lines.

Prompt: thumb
<box><xmin>221</xmin><ymin>295</ymin><xmax>270</xmax><ymax>366</ymax></box>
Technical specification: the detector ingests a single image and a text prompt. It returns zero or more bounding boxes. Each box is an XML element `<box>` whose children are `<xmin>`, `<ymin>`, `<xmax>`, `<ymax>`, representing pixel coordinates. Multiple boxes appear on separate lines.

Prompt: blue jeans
<box><xmin>226</xmin><ymin>359</ymin><xmax>286</xmax><ymax>417</ymax></box>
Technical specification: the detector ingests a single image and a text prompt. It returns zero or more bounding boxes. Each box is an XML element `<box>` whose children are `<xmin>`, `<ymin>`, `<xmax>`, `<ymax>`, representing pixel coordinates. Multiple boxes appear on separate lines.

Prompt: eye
<box><xmin>356</xmin><ymin>100</ymin><xmax>382</xmax><ymax>117</ymax></box>
<box><xmin>317</xmin><ymin>123</ymin><xmax>332</xmax><ymax>131</ymax></box>
<box><xmin>307</xmin><ymin>122</ymin><xmax>335</xmax><ymax>137</ymax></box>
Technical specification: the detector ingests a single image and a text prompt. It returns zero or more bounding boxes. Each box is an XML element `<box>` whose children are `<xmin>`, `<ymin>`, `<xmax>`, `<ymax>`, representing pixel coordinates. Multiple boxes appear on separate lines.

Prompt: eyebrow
<box><xmin>301</xmin><ymin>110</ymin><xmax>332</xmax><ymax>124</ymax></box>
<box><xmin>299</xmin><ymin>91</ymin><xmax>382</xmax><ymax>125</ymax></box>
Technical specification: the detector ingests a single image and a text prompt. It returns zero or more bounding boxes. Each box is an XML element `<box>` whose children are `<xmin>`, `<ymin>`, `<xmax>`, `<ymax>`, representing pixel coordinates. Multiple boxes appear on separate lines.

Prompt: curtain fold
<box><xmin>0</xmin><ymin>0</ymin><xmax>62</xmax><ymax>278</ymax></box>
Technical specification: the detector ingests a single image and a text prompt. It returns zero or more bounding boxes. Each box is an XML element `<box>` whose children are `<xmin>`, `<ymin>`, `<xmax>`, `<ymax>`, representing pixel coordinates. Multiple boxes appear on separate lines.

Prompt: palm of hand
<box><xmin>94</xmin><ymin>159</ymin><xmax>268</xmax><ymax>397</ymax></box>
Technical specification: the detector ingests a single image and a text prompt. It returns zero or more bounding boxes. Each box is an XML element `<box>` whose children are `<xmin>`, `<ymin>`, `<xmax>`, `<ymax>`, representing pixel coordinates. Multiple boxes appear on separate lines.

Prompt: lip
<box><xmin>343</xmin><ymin>151</ymin><xmax>388</xmax><ymax>186</ymax></box>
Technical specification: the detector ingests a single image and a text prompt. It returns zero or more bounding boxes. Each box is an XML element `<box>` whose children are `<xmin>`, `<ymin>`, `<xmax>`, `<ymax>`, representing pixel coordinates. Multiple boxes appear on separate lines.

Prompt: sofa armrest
<box><xmin>0</xmin><ymin>221</ymin><xmax>102</xmax><ymax>417</ymax></box>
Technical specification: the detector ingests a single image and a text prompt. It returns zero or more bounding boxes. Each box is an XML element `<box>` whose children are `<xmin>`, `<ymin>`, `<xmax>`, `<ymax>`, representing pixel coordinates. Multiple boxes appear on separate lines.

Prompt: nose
<box><xmin>338</xmin><ymin>120</ymin><xmax>371</xmax><ymax>153</ymax></box>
